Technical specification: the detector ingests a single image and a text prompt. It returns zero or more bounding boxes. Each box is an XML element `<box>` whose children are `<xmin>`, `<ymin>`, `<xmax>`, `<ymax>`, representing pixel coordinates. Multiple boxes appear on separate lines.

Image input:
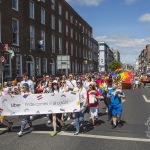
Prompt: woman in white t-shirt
<box><xmin>73</xmin><ymin>79</ymin><xmax>88</xmax><ymax>135</ymax></box>
<box><xmin>83</xmin><ymin>76</ymin><xmax>93</xmax><ymax>91</ymax></box>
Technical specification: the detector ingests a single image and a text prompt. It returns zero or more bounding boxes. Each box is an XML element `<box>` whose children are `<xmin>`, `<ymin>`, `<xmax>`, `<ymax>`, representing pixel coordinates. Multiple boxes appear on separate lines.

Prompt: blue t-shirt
<box><xmin>108</xmin><ymin>88</ymin><xmax>124</xmax><ymax>105</ymax></box>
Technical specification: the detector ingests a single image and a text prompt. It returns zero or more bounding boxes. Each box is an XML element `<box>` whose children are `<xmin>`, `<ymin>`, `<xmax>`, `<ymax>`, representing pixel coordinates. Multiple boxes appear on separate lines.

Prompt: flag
<box><xmin>114</xmin><ymin>67</ymin><xmax>123</xmax><ymax>74</ymax></box>
<box><xmin>37</xmin><ymin>95</ymin><xmax>43</xmax><ymax>100</ymax></box>
<box><xmin>6</xmin><ymin>50</ymin><xmax>15</xmax><ymax>58</ymax></box>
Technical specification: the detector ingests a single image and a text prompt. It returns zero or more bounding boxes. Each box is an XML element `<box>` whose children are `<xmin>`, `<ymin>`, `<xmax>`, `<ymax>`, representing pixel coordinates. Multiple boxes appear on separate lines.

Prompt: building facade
<box><xmin>98</xmin><ymin>42</ymin><xmax>114</xmax><ymax>72</ymax></box>
<box><xmin>91</xmin><ymin>38</ymin><xmax>98</xmax><ymax>72</ymax></box>
<box><xmin>112</xmin><ymin>49</ymin><xmax>120</xmax><ymax>62</ymax></box>
<box><xmin>138</xmin><ymin>44</ymin><xmax>150</xmax><ymax>73</ymax></box>
<box><xmin>0</xmin><ymin>0</ymin><xmax>94</xmax><ymax>81</ymax></box>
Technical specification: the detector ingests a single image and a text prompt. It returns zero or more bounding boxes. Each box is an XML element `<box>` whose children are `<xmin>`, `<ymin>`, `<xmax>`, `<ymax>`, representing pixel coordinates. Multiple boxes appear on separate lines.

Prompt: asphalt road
<box><xmin>1</xmin><ymin>87</ymin><xmax>150</xmax><ymax>150</ymax></box>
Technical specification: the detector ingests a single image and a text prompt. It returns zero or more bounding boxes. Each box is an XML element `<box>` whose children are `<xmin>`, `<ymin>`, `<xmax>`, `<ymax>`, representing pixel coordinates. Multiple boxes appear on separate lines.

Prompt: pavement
<box><xmin>1</xmin><ymin>88</ymin><xmax>150</xmax><ymax>150</ymax></box>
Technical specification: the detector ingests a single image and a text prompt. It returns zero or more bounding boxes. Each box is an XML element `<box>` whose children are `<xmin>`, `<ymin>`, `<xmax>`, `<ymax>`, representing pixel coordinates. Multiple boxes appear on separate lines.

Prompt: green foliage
<box><xmin>108</xmin><ymin>60</ymin><xmax>122</xmax><ymax>71</ymax></box>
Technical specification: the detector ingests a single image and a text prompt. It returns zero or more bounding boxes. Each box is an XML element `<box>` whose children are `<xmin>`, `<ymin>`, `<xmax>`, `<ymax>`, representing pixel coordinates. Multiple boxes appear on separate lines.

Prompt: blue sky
<box><xmin>66</xmin><ymin>0</ymin><xmax>150</xmax><ymax>64</ymax></box>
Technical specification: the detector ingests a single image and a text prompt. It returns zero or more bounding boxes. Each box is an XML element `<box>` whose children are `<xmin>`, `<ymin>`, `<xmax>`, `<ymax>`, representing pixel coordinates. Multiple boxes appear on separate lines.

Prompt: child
<box><xmin>107</xmin><ymin>82</ymin><xmax>125</xmax><ymax>129</ymax></box>
<box><xmin>17</xmin><ymin>83</ymin><xmax>34</xmax><ymax>136</ymax></box>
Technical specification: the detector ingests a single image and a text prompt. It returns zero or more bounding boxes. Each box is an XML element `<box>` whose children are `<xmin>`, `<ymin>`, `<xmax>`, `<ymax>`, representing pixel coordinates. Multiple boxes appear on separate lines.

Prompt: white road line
<box><xmin>33</xmin><ymin>131</ymin><xmax>150</xmax><ymax>142</ymax></box>
<box><xmin>142</xmin><ymin>95</ymin><xmax>150</xmax><ymax>102</ymax></box>
<box><xmin>1</xmin><ymin>128</ymin><xmax>150</xmax><ymax>142</ymax></box>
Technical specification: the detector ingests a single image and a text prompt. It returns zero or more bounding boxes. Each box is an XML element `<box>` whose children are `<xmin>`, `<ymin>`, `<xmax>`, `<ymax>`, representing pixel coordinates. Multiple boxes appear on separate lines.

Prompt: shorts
<box><xmin>90</xmin><ymin>107</ymin><xmax>98</xmax><ymax>118</ymax></box>
<box><xmin>109</xmin><ymin>104</ymin><xmax>123</xmax><ymax>116</ymax></box>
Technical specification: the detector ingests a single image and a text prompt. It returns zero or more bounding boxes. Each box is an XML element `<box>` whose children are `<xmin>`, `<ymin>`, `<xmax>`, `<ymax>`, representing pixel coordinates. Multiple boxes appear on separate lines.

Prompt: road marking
<box><xmin>142</xmin><ymin>95</ymin><xmax>150</xmax><ymax>102</ymax></box>
<box><xmin>0</xmin><ymin>128</ymin><xmax>150</xmax><ymax>142</ymax></box>
<box><xmin>32</xmin><ymin>131</ymin><xmax>150</xmax><ymax>142</ymax></box>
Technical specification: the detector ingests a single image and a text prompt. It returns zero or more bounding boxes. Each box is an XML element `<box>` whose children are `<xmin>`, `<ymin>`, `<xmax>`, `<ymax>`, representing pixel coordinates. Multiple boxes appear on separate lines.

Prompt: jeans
<box><xmin>20</xmin><ymin>115</ymin><xmax>32</xmax><ymax>132</ymax></box>
<box><xmin>75</xmin><ymin>103</ymin><xmax>85</xmax><ymax>132</ymax></box>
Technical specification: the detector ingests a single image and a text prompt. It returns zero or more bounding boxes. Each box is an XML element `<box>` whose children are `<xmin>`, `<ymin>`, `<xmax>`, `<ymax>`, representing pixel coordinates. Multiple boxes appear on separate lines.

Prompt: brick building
<box><xmin>0</xmin><ymin>0</ymin><xmax>93</xmax><ymax>81</ymax></box>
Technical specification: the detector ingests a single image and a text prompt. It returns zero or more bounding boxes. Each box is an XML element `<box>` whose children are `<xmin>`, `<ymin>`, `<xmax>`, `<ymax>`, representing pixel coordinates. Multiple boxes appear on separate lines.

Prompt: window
<box><xmin>41</xmin><ymin>0</ymin><xmax>45</xmax><ymax>2</ymax></box>
<box><xmin>66</xmin><ymin>11</ymin><xmax>68</xmax><ymax>20</ymax></box>
<box><xmin>71</xmin><ymin>43</ymin><xmax>73</xmax><ymax>56</ymax></box>
<box><xmin>66</xmin><ymin>41</ymin><xmax>68</xmax><ymax>55</ymax></box>
<box><xmin>75</xmin><ymin>19</ymin><xmax>78</xmax><ymax>26</ymax></box>
<box><xmin>41</xmin><ymin>7</ymin><xmax>45</xmax><ymax>24</ymax></box>
<box><xmin>43</xmin><ymin>58</ymin><xmax>47</xmax><ymax>73</ymax></box>
<box><xmin>16</xmin><ymin>54</ymin><xmax>22</xmax><ymax>77</ymax></box>
<box><xmin>36</xmin><ymin>57</ymin><xmax>41</xmax><ymax>76</ymax></box>
<box><xmin>12</xmin><ymin>0</ymin><xmax>18</xmax><ymax>11</ymax></box>
<box><xmin>59</xmin><ymin>19</ymin><xmax>62</xmax><ymax>33</ymax></box>
<box><xmin>59</xmin><ymin>37</ymin><xmax>62</xmax><ymax>54</ymax></box>
<box><xmin>66</xmin><ymin>25</ymin><xmax>68</xmax><ymax>36</ymax></box>
<box><xmin>51</xmin><ymin>0</ymin><xmax>55</xmax><ymax>10</ymax></box>
<box><xmin>0</xmin><ymin>12</ymin><xmax>1</xmax><ymax>42</ymax></box>
<box><xmin>58</xmin><ymin>3</ymin><xmax>62</xmax><ymax>15</ymax></box>
<box><xmin>30</xmin><ymin>26</ymin><xmax>35</xmax><ymax>49</ymax></box>
<box><xmin>75</xmin><ymin>31</ymin><xmax>77</xmax><ymax>41</ymax></box>
<box><xmin>4</xmin><ymin>54</ymin><xmax>12</xmax><ymax>77</ymax></box>
<box><xmin>83</xmin><ymin>36</ymin><xmax>84</xmax><ymax>44</ymax></box>
<box><xmin>51</xmin><ymin>15</ymin><xmax>55</xmax><ymax>29</ymax></box>
<box><xmin>70</xmin><ymin>15</ymin><xmax>73</xmax><ymax>24</ymax></box>
<box><xmin>41</xmin><ymin>30</ymin><xmax>45</xmax><ymax>51</ymax></box>
<box><xmin>75</xmin><ymin>45</ymin><xmax>78</xmax><ymax>57</ymax></box>
<box><xmin>52</xmin><ymin>34</ymin><xmax>55</xmax><ymax>53</ymax></box>
<box><xmin>70</xmin><ymin>28</ymin><xmax>73</xmax><ymax>38</ymax></box>
<box><xmin>30</xmin><ymin>1</ymin><xmax>34</xmax><ymax>19</ymax></box>
<box><xmin>12</xmin><ymin>18</ymin><xmax>19</xmax><ymax>45</ymax></box>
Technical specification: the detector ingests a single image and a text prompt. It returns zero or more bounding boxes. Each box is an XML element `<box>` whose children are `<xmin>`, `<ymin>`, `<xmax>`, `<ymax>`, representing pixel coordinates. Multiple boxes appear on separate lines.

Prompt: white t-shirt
<box><xmin>66</xmin><ymin>79</ymin><xmax>77</xmax><ymax>90</ymax></box>
<box><xmin>83</xmin><ymin>81</ymin><xmax>93</xmax><ymax>91</ymax></box>
<box><xmin>74</xmin><ymin>87</ymin><xmax>87</xmax><ymax>103</ymax></box>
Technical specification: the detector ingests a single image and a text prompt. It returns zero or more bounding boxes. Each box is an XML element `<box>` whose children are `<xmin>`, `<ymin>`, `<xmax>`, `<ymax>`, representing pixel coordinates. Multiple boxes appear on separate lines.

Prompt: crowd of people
<box><xmin>0</xmin><ymin>72</ymin><xmax>126</xmax><ymax>137</ymax></box>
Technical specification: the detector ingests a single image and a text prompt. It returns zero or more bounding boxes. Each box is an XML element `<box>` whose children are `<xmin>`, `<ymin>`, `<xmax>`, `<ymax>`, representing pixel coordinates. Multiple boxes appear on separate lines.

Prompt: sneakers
<box><xmin>67</xmin><ymin>117</ymin><xmax>70</xmax><ymax>120</ymax></box>
<box><xmin>111</xmin><ymin>124</ymin><xmax>117</xmax><ymax>129</ymax></box>
<box><xmin>117</xmin><ymin>121</ymin><xmax>123</xmax><ymax>127</ymax></box>
<box><xmin>51</xmin><ymin>131</ymin><xmax>57</xmax><ymax>137</ymax></box>
<box><xmin>74</xmin><ymin>132</ymin><xmax>79</xmax><ymax>135</ymax></box>
<box><xmin>17</xmin><ymin>131</ymin><xmax>23</xmax><ymax>136</ymax></box>
<box><xmin>47</xmin><ymin>120</ymin><xmax>51</xmax><ymax>124</ymax></box>
<box><xmin>82</xmin><ymin>127</ymin><xmax>87</xmax><ymax>133</ymax></box>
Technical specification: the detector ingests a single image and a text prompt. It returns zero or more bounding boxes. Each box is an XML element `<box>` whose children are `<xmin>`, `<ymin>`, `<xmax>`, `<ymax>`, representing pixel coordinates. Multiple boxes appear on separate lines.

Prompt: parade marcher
<box><xmin>50</xmin><ymin>81</ymin><xmax>65</xmax><ymax>137</ymax></box>
<box><xmin>132</xmin><ymin>73</ymin><xmax>139</xmax><ymax>90</ymax></box>
<box><xmin>17</xmin><ymin>83</ymin><xmax>34</xmax><ymax>136</ymax></box>
<box><xmin>43</xmin><ymin>81</ymin><xmax>53</xmax><ymax>124</ymax></box>
<box><xmin>107</xmin><ymin>82</ymin><xmax>125</xmax><ymax>129</ymax></box>
<box><xmin>87</xmin><ymin>83</ymin><xmax>101</xmax><ymax>127</ymax></box>
<box><xmin>36</xmin><ymin>80</ymin><xmax>44</xmax><ymax>94</ymax></box>
<box><xmin>0</xmin><ymin>90</ymin><xmax>13</xmax><ymax>132</ymax></box>
<box><xmin>83</xmin><ymin>75</ymin><xmax>93</xmax><ymax>91</ymax></box>
<box><xmin>66</xmin><ymin>73</ymin><xmax>77</xmax><ymax>120</ymax></box>
<box><xmin>73</xmin><ymin>79</ymin><xmax>87</xmax><ymax>135</ymax></box>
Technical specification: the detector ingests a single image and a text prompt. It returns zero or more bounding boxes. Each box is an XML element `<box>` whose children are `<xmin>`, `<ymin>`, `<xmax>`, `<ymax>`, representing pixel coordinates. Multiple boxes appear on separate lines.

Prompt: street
<box><xmin>1</xmin><ymin>88</ymin><xmax>150</xmax><ymax>150</ymax></box>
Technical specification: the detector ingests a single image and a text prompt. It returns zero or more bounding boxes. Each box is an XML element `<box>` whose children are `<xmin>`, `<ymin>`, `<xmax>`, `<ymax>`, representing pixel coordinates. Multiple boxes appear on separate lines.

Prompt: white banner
<box><xmin>0</xmin><ymin>92</ymin><xmax>80</xmax><ymax>116</ymax></box>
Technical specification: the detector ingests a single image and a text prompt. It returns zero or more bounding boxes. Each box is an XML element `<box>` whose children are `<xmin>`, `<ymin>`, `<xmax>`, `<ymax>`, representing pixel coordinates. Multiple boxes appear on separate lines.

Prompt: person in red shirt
<box><xmin>87</xmin><ymin>83</ymin><xmax>101</xmax><ymax>127</ymax></box>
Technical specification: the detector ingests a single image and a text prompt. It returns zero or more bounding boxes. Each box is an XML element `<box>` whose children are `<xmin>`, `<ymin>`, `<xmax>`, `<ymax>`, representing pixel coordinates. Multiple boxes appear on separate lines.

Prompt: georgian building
<box><xmin>0</xmin><ymin>0</ymin><xmax>94</xmax><ymax>81</ymax></box>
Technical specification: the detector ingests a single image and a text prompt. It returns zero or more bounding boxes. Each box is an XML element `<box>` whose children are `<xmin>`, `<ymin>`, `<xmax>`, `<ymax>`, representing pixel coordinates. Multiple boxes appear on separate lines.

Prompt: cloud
<box><xmin>65</xmin><ymin>0</ymin><xmax>104</xmax><ymax>6</ymax></box>
<box><xmin>139</xmin><ymin>13</ymin><xmax>150</xmax><ymax>22</ymax></box>
<box><xmin>124</xmin><ymin>0</ymin><xmax>138</xmax><ymax>4</ymax></box>
<box><xmin>95</xmin><ymin>34</ymin><xmax>150</xmax><ymax>64</ymax></box>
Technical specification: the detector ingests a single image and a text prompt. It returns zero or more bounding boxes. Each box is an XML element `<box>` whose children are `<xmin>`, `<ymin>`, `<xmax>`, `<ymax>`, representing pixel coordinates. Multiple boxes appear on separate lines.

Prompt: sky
<box><xmin>66</xmin><ymin>0</ymin><xmax>150</xmax><ymax>65</ymax></box>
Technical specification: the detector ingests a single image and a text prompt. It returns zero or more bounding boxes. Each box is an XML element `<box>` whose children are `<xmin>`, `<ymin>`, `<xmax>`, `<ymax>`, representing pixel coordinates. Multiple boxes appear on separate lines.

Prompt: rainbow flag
<box><xmin>99</xmin><ymin>82</ymin><xmax>105</xmax><ymax>94</ymax></box>
<box><xmin>114</xmin><ymin>67</ymin><xmax>123</xmax><ymax>74</ymax></box>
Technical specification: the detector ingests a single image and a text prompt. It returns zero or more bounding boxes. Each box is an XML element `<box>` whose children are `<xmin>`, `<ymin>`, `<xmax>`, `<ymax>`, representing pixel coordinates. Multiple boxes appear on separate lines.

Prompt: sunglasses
<box><xmin>77</xmin><ymin>82</ymin><xmax>81</xmax><ymax>84</ymax></box>
<box><xmin>61</xmin><ymin>82</ymin><xmax>65</xmax><ymax>83</ymax></box>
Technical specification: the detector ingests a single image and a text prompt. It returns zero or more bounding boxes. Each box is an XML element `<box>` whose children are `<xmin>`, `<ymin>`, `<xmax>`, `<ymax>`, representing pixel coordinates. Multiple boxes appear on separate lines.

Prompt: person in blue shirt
<box><xmin>107</xmin><ymin>82</ymin><xmax>125</xmax><ymax>129</ymax></box>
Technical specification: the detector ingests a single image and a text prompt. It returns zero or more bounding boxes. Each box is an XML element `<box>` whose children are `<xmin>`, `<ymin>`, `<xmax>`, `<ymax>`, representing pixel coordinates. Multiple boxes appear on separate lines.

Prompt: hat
<box><xmin>52</xmin><ymin>80</ymin><xmax>58</xmax><ymax>84</ymax></box>
<box><xmin>22</xmin><ymin>83</ymin><xmax>29</xmax><ymax>88</ymax></box>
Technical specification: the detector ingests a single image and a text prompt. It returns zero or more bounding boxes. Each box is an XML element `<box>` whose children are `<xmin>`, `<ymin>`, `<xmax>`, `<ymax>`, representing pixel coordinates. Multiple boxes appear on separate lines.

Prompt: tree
<box><xmin>108</xmin><ymin>60</ymin><xmax>122</xmax><ymax>71</ymax></box>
